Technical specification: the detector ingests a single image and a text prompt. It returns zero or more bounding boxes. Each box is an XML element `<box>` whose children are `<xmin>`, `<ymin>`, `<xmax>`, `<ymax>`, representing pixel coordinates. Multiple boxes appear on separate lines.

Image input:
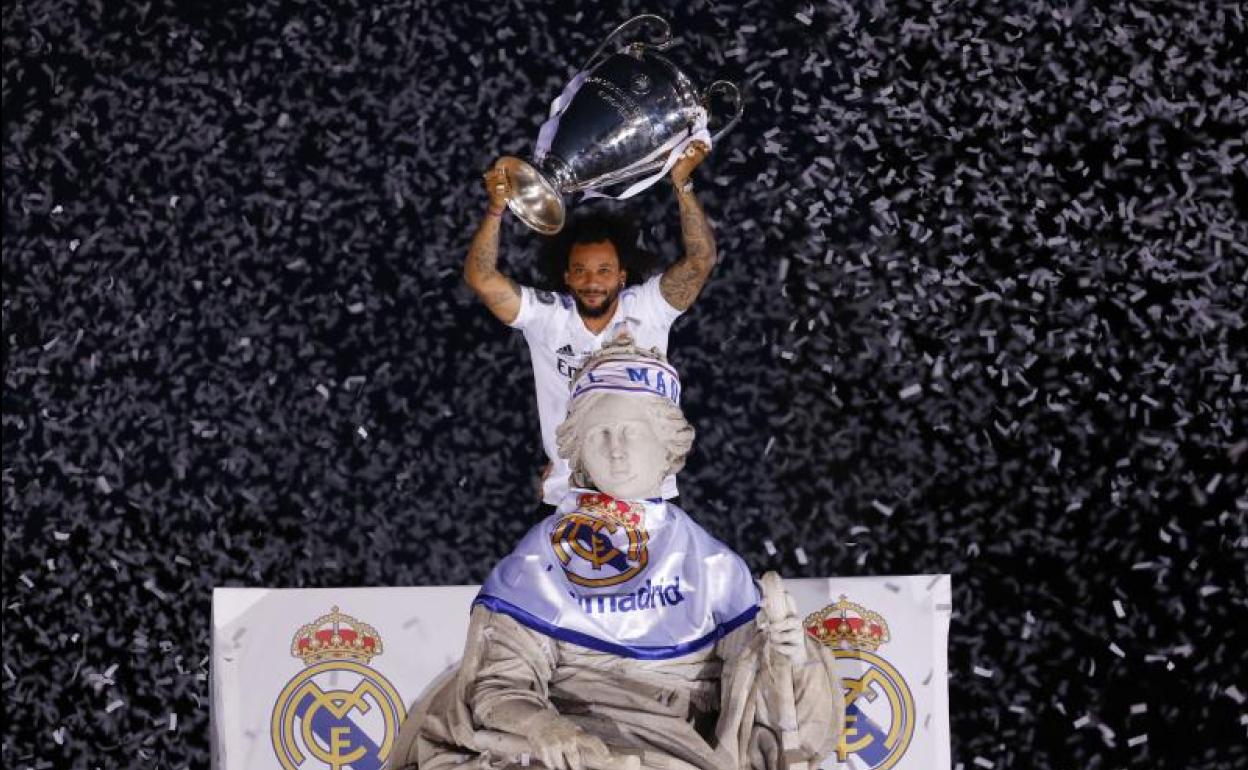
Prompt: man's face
<box><xmin>578</xmin><ymin>394</ymin><xmax>668</xmax><ymax>500</ymax></box>
<box><xmin>565</xmin><ymin>240</ymin><xmax>627</xmax><ymax>319</ymax></box>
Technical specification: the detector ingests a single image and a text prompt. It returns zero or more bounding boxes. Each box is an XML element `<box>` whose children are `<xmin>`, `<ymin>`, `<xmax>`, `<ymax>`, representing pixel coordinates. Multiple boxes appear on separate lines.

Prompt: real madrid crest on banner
<box><xmin>270</xmin><ymin>607</ymin><xmax>405</xmax><ymax>770</ymax></box>
<box><xmin>550</xmin><ymin>493</ymin><xmax>651</xmax><ymax>588</ymax></box>
<box><xmin>807</xmin><ymin>596</ymin><xmax>916</xmax><ymax>770</ymax></box>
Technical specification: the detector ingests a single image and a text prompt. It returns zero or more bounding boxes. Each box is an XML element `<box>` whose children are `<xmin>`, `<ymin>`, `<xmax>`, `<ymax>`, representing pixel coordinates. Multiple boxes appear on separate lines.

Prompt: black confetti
<box><xmin>3</xmin><ymin>1</ymin><xmax>1246</xmax><ymax>769</ymax></box>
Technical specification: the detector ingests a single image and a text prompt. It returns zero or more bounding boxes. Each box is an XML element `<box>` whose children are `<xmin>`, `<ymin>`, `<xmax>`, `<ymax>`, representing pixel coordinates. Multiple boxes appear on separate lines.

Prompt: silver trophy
<box><xmin>498</xmin><ymin>14</ymin><xmax>743</xmax><ymax>234</ymax></box>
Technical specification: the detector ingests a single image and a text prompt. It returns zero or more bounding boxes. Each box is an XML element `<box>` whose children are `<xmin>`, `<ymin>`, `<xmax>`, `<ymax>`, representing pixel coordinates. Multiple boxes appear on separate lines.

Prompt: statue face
<box><xmin>578</xmin><ymin>394</ymin><xmax>668</xmax><ymax>500</ymax></box>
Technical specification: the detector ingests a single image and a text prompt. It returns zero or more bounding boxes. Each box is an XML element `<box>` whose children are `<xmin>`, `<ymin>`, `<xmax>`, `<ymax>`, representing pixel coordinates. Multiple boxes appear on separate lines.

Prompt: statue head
<box><xmin>557</xmin><ymin>336</ymin><xmax>694</xmax><ymax>500</ymax></box>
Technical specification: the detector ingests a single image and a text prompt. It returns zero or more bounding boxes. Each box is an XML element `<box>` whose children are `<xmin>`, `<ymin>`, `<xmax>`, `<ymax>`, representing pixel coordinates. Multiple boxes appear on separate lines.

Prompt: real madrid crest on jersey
<box><xmin>551</xmin><ymin>492</ymin><xmax>651</xmax><ymax>588</ymax></box>
<box><xmin>271</xmin><ymin>607</ymin><xmax>405</xmax><ymax>770</ymax></box>
<box><xmin>806</xmin><ymin>596</ymin><xmax>915</xmax><ymax>770</ymax></box>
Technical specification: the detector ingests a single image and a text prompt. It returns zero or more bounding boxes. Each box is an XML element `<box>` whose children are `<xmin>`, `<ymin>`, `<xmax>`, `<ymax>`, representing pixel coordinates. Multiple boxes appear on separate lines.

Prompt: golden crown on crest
<box><xmin>578</xmin><ymin>492</ymin><xmax>644</xmax><ymax>527</ymax></box>
<box><xmin>290</xmin><ymin>606</ymin><xmax>384</xmax><ymax>665</ymax></box>
<box><xmin>804</xmin><ymin>595</ymin><xmax>892</xmax><ymax>652</ymax></box>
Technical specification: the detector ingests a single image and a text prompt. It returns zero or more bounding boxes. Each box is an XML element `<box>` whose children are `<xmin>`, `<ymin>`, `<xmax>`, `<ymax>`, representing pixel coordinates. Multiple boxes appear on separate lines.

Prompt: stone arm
<box><xmin>761</xmin><ymin>639</ymin><xmax>844</xmax><ymax>765</ymax></box>
<box><xmin>469</xmin><ymin>610</ymin><xmax>559</xmax><ymax>729</ymax></box>
<box><xmin>716</xmin><ymin>621</ymin><xmax>843</xmax><ymax>768</ymax></box>
<box><xmin>469</xmin><ymin>612</ymin><xmax>610</xmax><ymax>770</ymax></box>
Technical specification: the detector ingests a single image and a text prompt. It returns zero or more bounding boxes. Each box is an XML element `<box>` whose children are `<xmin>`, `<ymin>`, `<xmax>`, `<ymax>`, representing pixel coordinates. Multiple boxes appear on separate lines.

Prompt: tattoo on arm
<box><xmin>479</xmin><ymin>280</ymin><xmax>520</xmax><ymax>312</ymax></box>
<box><xmin>464</xmin><ymin>217</ymin><xmax>521</xmax><ymax>318</ymax></box>
<box><xmin>661</xmin><ymin>189</ymin><xmax>718</xmax><ymax>311</ymax></box>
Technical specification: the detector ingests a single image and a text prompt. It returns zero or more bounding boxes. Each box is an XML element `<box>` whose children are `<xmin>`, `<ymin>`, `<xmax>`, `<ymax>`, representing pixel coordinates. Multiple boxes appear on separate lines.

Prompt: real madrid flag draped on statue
<box><xmin>474</xmin><ymin>491</ymin><xmax>759</xmax><ymax>659</ymax></box>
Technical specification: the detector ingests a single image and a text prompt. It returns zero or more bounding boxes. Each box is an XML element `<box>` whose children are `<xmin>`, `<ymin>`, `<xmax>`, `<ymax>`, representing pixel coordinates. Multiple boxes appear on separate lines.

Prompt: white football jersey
<box><xmin>509</xmin><ymin>274</ymin><xmax>683</xmax><ymax>504</ymax></box>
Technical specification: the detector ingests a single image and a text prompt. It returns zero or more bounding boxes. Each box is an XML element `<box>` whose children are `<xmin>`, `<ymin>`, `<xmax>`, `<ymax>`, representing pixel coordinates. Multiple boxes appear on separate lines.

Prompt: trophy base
<box><xmin>497</xmin><ymin>156</ymin><xmax>565</xmax><ymax>235</ymax></box>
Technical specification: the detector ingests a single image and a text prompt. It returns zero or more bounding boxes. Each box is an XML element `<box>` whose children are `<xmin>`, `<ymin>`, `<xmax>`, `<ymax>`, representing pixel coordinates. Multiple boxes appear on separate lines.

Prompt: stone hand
<box><xmin>669</xmin><ymin>141</ymin><xmax>708</xmax><ymax>188</ymax></box>
<box><xmin>758</xmin><ymin>591</ymin><xmax>809</xmax><ymax>666</ymax></box>
<box><xmin>521</xmin><ymin>710</ymin><xmax>610</xmax><ymax>770</ymax></box>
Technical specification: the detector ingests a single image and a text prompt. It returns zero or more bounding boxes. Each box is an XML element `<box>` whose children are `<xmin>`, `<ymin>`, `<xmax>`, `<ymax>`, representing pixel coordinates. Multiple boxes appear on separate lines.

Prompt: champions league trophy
<box><xmin>497</xmin><ymin>14</ymin><xmax>744</xmax><ymax>234</ymax></box>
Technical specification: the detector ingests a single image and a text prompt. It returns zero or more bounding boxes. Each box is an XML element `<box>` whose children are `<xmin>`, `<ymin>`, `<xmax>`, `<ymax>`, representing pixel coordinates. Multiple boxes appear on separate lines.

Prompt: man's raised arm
<box><xmin>464</xmin><ymin>164</ymin><xmax>522</xmax><ymax>325</ymax></box>
<box><xmin>660</xmin><ymin>142</ymin><xmax>718</xmax><ymax>312</ymax></box>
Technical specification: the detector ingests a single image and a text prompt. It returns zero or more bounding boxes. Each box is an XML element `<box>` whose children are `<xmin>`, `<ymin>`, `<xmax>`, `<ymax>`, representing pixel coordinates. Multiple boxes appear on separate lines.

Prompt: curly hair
<box><xmin>535</xmin><ymin>209</ymin><xmax>660</xmax><ymax>290</ymax></box>
<box><xmin>555</xmin><ymin>338</ymin><xmax>694</xmax><ymax>491</ymax></box>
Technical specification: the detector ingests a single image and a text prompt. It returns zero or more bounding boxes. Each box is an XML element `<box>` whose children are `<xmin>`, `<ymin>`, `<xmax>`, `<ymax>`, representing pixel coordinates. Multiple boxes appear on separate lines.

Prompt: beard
<box><xmin>572</xmin><ymin>285</ymin><xmax>622</xmax><ymax>318</ymax></box>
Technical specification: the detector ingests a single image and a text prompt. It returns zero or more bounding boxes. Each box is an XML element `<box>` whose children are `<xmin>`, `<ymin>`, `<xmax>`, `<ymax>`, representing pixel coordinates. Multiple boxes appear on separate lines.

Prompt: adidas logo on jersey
<box><xmin>556</xmin><ymin>344</ymin><xmax>575</xmax><ymax>356</ymax></box>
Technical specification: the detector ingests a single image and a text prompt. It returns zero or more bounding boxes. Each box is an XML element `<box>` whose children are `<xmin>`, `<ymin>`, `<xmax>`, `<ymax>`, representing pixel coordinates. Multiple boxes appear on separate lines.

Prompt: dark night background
<box><xmin>3</xmin><ymin>0</ymin><xmax>1245</xmax><ymax>768</ymax></box>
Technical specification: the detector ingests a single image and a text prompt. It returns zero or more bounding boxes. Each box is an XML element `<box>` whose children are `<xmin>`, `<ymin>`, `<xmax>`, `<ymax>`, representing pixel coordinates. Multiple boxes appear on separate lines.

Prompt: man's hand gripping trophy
<box><xmin>483</xmin><ymin>164</ymin><xmax>514</xmax><ymax>216</ymax></box>
<box><xmin>669</xmin><ymin>140</ymin><xmax>709</xmax><ymax>191</ymax></box>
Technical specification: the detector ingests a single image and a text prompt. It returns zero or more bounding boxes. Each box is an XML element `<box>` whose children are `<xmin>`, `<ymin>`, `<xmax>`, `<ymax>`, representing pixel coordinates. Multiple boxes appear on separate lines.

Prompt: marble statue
<box><xmin>392</xmin><ymin>337</ymin><xmax>844</xmax><ymax>770</ymax></box>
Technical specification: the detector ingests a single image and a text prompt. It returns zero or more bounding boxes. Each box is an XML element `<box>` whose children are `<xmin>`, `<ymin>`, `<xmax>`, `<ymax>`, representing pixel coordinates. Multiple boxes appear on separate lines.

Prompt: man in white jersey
<box><xmin>464</xmin><ymin>143</ymin><xmax>717</xmax><ymax>513</ymax></box>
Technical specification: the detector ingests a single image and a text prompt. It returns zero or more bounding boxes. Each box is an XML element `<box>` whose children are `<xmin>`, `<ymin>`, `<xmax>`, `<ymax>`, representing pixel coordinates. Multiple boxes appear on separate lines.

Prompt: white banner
<box><xmin>212</xmin><ymin>576</ymin><xmax>950</xmax><ymax>770</ymax></box>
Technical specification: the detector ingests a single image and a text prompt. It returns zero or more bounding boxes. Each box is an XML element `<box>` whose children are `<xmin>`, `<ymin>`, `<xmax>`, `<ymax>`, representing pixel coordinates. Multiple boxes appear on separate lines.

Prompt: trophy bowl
<box><xmin>500</xmin><ymin>15</ymin><xmax>743</xmax><ymax>235</ymax></box>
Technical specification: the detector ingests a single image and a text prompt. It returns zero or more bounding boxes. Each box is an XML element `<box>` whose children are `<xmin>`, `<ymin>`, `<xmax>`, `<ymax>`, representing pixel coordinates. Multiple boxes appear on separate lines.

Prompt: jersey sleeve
<box><xmin>507</xmin><ymin>285</ymin><xmax>560</xmax><ymax>333</ymax></box>
<box><xmin>632</xmin><ymin>273</ymin><xmax>684</xmax><ymax>328</ymax></box>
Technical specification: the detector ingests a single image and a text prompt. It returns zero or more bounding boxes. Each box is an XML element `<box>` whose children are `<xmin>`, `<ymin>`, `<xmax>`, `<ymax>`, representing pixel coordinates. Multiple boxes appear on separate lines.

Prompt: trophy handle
<box><xmin>497</xmin><ymin>156</ymin><xmax>566</xmax><ymax>235</ymax></box>
<box><xmin>703</xmin><ymin>80</ymin><xmax>744</xmax><ymax>145</ymax></box>
<box><xmin>582</xmin><ymin>14</ymin><xmax>672</xmax><ymax>72</ymax></box>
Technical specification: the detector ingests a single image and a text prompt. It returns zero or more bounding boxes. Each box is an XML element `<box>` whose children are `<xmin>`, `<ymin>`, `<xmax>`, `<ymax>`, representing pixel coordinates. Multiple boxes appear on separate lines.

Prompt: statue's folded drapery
<box><xmin>399</xmin><ymin>603</ymin><xmax>843</xmax><ymax>770</ymax></box>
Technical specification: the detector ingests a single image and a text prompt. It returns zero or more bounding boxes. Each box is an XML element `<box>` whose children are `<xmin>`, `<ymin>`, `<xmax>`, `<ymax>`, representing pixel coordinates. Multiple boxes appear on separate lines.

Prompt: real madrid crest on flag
<box><xmin>270</xmin><ymin>607</ymin><xmax>405</xmax><ymax>770</ymax></box>
<box><xmin>806</xmin><ymin>596</ymin><xmax>916</xmax><ymax>770</ymax></box>
<box><xmin>551</xmin><ymin>492</ymin><xmax>651</xmax><ymax>587</ymax></box>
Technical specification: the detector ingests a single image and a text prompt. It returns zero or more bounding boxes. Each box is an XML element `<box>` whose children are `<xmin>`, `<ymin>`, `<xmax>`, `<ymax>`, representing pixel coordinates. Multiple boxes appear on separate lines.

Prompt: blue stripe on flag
<box><xmin>473</xmin><ymin>593</ymin><xmax>759</xmax><ymax>660</ymax></box>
